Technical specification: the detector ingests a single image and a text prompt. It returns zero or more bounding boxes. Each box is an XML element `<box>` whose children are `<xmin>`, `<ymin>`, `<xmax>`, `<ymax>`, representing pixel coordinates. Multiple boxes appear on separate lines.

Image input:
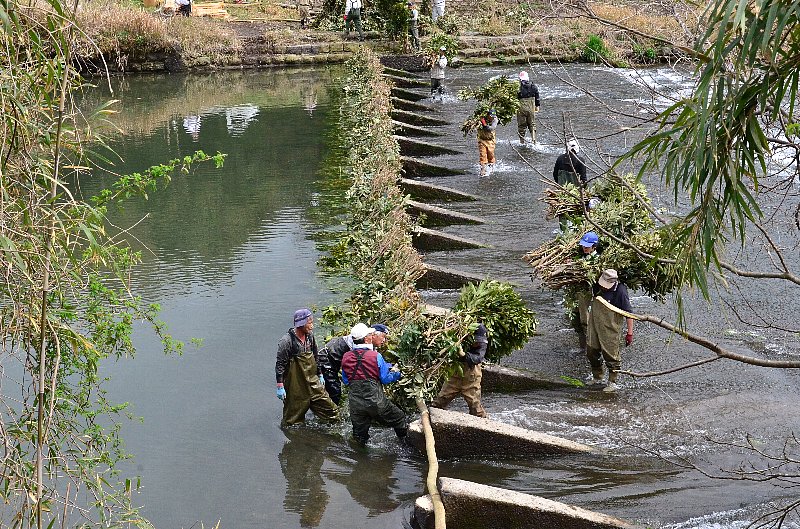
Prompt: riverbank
<box><xmin>74</xmin><ymin>0</ymin><xmax>691</xmax><ymax>73</ymax></box>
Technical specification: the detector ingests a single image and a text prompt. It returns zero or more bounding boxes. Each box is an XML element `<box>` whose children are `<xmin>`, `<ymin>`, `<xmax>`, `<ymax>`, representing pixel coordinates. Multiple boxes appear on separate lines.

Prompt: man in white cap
<box><xmin>275</xmin><ymin>308</ymin><xmax>339</xmax><ymax>426</ymax></box>
<box><xmin>586</xmin><ymin>269</ymin><xmax>634</xmax><ymax>392</ymax></box>
<box><xmin>516</xmin><ymin>71</ymin><xmax>540</xmax><ymax>145</ymax></box>
<box><xmin>553</xmin><ymin>137</ymin><xmax>587</xmax><ymax>187</ymax></box>
<box><xmin>430</xmin><ymin>46</ymin><xmax>448</xmax><ymax>98</ymax></box>
<box><xmin>340</xmin><ymin>323</ymin><xmax>408</xmax><ymax>445</ymax></box>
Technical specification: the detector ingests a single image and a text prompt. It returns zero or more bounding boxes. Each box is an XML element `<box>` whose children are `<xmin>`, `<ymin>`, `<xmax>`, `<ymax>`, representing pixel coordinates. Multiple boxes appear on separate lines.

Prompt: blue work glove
<box><xmin>276</xmin><ymin>384</ymin><xmax>286</xmax><ymax>401</ymax></box>
<box><xmin>318</xmin><ymin>374</ymin><xmax>325</xmax><ymax>387</ymax></box>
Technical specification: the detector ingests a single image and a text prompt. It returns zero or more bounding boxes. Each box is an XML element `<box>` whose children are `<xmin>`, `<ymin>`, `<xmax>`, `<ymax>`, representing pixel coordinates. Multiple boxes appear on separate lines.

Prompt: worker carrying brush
<box><xmin>430</xmin><ymin>322</ymin><xmax>489</xmax><ymax>417</ymax></box>
<box><xmin>574</xmin><ymin>231</ymin><xmax>600</xmax><ymax>353</ymax></box>
<box><xmin>477</xmin><ymin>108</ymin><xmax>498</xmax><ymax>177</ymax></box>
<box><xmin>553</xmin><ymin>138</ymin><xmax>587</xmax><ymax>187</ymax></box>
<box><xmin>586</xmin><ymin>269</ymin><xmax>634</xmax><ymax>393</ymax></box>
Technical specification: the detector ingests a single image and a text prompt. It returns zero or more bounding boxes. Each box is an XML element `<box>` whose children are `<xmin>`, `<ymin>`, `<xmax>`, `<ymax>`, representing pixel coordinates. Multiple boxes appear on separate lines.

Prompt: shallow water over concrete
<box><xmin>79</xmin><ymin>64</ymin><xmax>800</xmax><ymax>529</ymax></box>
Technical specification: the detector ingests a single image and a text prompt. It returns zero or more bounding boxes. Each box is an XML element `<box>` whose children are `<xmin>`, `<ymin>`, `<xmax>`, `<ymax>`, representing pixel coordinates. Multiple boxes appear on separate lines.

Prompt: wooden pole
<box><xmin>415</xmin><ymin>398</ymin><xmax>446</xmax><ymax>529</ymax></box>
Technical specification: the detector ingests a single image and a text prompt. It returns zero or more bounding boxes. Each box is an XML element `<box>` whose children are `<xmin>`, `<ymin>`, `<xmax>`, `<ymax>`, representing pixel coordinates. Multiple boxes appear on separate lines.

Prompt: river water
<box><xmin>80</xmin><ymin>63</ymin><xmax>800</xmax><ymax>529</ymax></box>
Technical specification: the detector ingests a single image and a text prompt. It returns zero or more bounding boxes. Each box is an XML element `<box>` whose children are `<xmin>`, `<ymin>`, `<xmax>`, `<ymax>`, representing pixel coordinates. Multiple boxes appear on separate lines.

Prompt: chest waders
<box><xmin>586</xmin><ymin>297</ymin><xmax>624</xmax><ymax>381</ymax></box>
<box><xmin>346</xmin><ymin>350</ymin><xmax>407</xmax><ymax>444</ymax></box>
<box><xmin>282</xmin><ymin>350</ymin><xmax>338</xmax><ymax>427</ymax></box>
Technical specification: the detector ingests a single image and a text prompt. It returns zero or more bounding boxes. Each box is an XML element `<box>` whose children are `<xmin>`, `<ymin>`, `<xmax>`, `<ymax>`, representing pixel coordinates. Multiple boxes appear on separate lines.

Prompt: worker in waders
<box><xmin>586</xmin><ymin>269</ymin><xmax>634</xmax><ymax>393</ymax></box>
<box><xmin>275</xmin><ymin>309</ymin><xmax>339</xmax><ymax>426</ymax></box>
<box><xmin>430</xmin><ymin>46</ymin><xmax>448</xmax><ymax>98</ymax></box>
<box><xmin>341</xmin><ymin>323</ymin><xmax>408</xmax><ymax>445</ymax></box>
<box><xmin>477</xmin><ymin>108</ymin><xmax>498</xmax><ymax>177</ymax></box>
<box><xmin>553</xmin><ymin>138</ymin><xmax>587</xmax><ymax>187</ymax></box>
<box><xmin>430</xmin><ymin>322</ymin><xmax>489</xmax><ymax>417</ymax></box>
<box><xmin>516</xmin><ymin>71</ymin><xmax>540</xmax><ymax>145</ymax></box>
<box><xmin>318</xmin><ymin>323</ymin><xmax>389</xmax><ymax>405</ymax></box>
<box><xmin>574</xmin><ymin>231</ymin><xmax>600</xmax><ymax>353</ymax></box>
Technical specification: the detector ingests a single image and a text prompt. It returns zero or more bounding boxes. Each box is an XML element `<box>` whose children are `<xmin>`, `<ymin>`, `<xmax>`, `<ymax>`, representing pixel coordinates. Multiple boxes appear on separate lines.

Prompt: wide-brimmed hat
<box><xmin>598</xmin><ymin>269</ymin><xmax>619</xmax><ymax>289</ymax></box>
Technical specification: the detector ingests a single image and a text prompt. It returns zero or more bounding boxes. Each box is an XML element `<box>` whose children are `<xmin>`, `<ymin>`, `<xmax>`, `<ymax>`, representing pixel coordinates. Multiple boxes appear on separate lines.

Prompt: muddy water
<box><xmin>416</xmin><ymin>64</ymin><xmax>800</xmax><ymax>527</ymax></box>
<box><xmin>81</xmin><ymin>63</ymin><xmax>800</xmax><ymax>529</ymax></box>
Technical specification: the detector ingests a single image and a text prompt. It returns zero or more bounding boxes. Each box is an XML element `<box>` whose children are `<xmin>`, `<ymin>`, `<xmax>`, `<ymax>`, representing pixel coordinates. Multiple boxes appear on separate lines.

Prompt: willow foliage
<box><xmin>619</xmin><ymin>0</ymin><xmax>800</xmax><ymax>299</ymax></box>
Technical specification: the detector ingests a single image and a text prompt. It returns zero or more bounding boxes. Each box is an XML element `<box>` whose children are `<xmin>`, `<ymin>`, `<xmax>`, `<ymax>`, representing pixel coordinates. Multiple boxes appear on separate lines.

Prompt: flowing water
<box><xmin>78</xmin><ymin>63</ymin><xmax>800</xmax><ymax>529</ymax></box>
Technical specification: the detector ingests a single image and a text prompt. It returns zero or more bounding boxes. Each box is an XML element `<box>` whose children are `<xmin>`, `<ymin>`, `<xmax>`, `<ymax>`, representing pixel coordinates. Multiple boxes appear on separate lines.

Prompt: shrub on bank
<box><xmin>75</xmin><ymin>0</ymin><xmax>239</xmax><ymax>67</ymax></box>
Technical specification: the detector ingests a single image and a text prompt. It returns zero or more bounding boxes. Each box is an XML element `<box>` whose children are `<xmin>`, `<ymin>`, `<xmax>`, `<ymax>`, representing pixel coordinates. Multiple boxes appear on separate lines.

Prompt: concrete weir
<box><xmin>401</xmin><ymin>157</ymin><xmax>464</xmax><ymax>178</ymax></box>
<box><xmin>391</xmin><ymin>109</ymin><xmax>448</xmax><ymax>127</ymax></box>
<box><xmin>392</xmin><ymin>86</ymin><xmax>428</xmax><ymax>102</ymax></box>
<box><xmin>416</xmin><ymin>263</ymin><xmax>486</xmax><ymax>289</ymax></box>
<box><xmin>383</xmin><ymin>73</ymin><xmax>430</xmax><ymax>89</ymax></box>
<box><xmin>481</xmin><ymin>363</ymin><xmax>574</xmax><ymax>392</ymax></box>
<box><xmin>392</xmin><ymin>120</ymin><xmax>442</xmax><ymax>138</ymax></box>
<box><xmin>395</xmin><ymin>136</ymin><xmax>461</xmax><ymax>157</ymax></box>
<box><xmin>399</xmin><ymin>178</ymin><xmax>478</xmax><ymax>202</ymax></box>
<box><xmin>391</xmin><ymin>97</ymin><xmax>431</xmax><ymax>113</ymax></box>
<box><xmin>413</xmin><ymin>478</ymin><xmax>635</xmax><ymax>529</ymax></box>
<box><xmin>412</xmin><ymin>226</ymin><xmax>487</xmax><ymax>251</ymax></box>
<box><xmin>407</xmin><ymin>407</ymin><xmax>592</xmax><ymax>459</ymax></box>
<box><xmin>406</xmin><ymin>200</ymin><xmax>485</xmax><ymax>227</ymax></box>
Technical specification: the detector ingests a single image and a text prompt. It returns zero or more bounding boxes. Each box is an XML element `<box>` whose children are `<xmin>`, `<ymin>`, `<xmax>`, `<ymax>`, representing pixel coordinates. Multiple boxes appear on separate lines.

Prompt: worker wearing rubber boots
<box><xmin>275</xmin><ymin>309</ymin><xmax>339</xmax><ymax>426</ymax></box>
<box><xmin>586</xmin><ymin>270</ymin><xmax>634</xmax><ymax>393</ymax></box>
<box><xmin>430</xmin><ymin>323</ymin><xmax>488</xmax><ymax>417</ymax></box>
<box><xmin>516</xmin><ymin>71</ymin><xmax>540</xmax><ymax>145</ymax></box>
<box><xmin>575</xmin><ymin>231</ymin><xmax>600</xmax><ymax>353</ymax></box>
<box><xmin>477</xmin><ymin>109</ymin><xmax>498</xmax><ymax>177</ymax></box>
<box><xmin>341</xmin><ymin>323</ymin><xmax>407</xmax><ymax>445</ymax></box>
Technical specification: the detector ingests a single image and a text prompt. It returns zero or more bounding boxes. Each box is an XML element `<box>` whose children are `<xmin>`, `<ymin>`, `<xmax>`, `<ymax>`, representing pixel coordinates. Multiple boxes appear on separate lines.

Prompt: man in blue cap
<box><xmin>275</xmin><ymin>308</ymin><xmax>339</xmax><ymax>426</ymax></box>
<box><xmin>575</xmin><ymin>232</ymin><xmax>600</xmax><ymax>353</ymax></box>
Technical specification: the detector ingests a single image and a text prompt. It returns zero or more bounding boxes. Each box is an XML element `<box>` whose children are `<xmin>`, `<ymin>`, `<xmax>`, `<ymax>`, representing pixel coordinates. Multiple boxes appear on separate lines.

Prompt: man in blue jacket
<box><xmin>341</xmin><ymin>323</ymin><xmax>408</xmax><ymax>445</ymax></box>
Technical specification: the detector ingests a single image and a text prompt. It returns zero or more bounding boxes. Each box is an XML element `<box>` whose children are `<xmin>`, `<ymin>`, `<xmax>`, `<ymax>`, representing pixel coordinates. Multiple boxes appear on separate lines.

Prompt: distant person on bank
<box><xmin>477</xmin><ymin>108</ymin><xmax>498</xmax><ymax>177</ymax></box>
<box><xmin>516</xmin><ymin>71</ymin><xmax>540</xmax><ymax>145</ymax></box>
<box><xmin>297</xmin><ymin>0</ymin><xmax>311</xmax><ymax>29</ymax></box>
<box><xmin>175</xmin><ymin>0</ymin><xmax>191</xmax><ymax>16</ymax></box>
<box><xmin>341</xmin><ymin>323</ymin><xmax>408</xmax><ymax>445</ymax></box>
<box><xmin>587</xmin><ymin>269</ymin><xmax>634</xmax><ymax>393</ymax></box>
<box><xmin>430</xmin><ymin>46</ymin><xmax>448</xmax><ymax>98</ymax></box>
<box><xmin>275</xmin><ymin>309</ymin><xmax>339</xmax><ymax>426</ymax></box>
<box><xmin>431</xmin><ymin>0</ymin><xmax>445</xmax><ymax>22</ymax></box>
<box><xmin>430</xmin><ymin>322</ymin><xmax>489</xmax><ymax>417</ymax></box>
<box><xmin>407</xmin><ymin>2</ymin><xmax>420</xmax><ymax>50</ymax></box>
<box><xmin>344</xmin><ymin>0</ymin><xmax>364</xmax><ymax>41</ymax></box>
<box><xmin>318</xmin><ymin>323</ymin><xmax>389</xmax><ymax>405</ymax></box>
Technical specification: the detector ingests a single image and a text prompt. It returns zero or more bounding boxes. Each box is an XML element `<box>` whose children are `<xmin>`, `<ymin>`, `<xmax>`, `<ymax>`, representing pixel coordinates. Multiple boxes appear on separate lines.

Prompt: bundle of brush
<box><xmin>524</xmin><ymin>231</ymin><xmax>591</xmax><ymax>290</ymax></box>
<box><xmin>458</xmin><ymin>76</ymin><xmax>520</xmax><ymax>136</ymax></box>
<box><xmin>526</xmin><ymin>173</ymin><xmax>682</xmax><ymax>301</ymax></box>
<box><xmin>542</xmin><ymin>182</ymin><xmax>586</xmax><ymax>220</ymax></box>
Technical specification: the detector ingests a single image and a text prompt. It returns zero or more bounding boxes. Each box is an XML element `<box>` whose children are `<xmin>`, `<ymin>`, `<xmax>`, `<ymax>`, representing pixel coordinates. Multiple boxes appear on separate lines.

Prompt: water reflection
<box><xmin>327</xmin><ymin>449</ymin><xmax>401</xmax><ymax>516</ymax></box>
<box><xmin>279</xmin><ymin>429</ymin><xmax>330</xmax><ymax>527</ymax></box>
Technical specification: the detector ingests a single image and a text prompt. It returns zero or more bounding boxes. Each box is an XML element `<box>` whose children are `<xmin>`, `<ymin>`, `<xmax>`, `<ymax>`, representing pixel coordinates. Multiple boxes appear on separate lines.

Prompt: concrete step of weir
<box><xmin>406</xmin><ymin>200</ymin><xmax>485</xmax><ymax>227</ymax></box>
<box><xmin>391</xmin><ymin>86</ymin><xmax>428</xmax><ymax>102</ymax></box>
<box><xmin>415</xmin><ymin>263</ymin><xmax>486</xmax><ymax>289</ymax></box>
<box><xmin>413</xmin><ymin>477</ymin><xmax>635</xmax><ymax>529</ymax></box>
<box><xmin>422</xmin><ymin>303</ymin><xmax>450</xmax><ymax>316</ymax></box>
<box><xmin>395</xmin><ymin>136</ymin><xmax>461</xmax><ymax>157</ymax></box>
<box><xmin>391</xmin><ymin>109</ymin><xmax>448</xmax><ymax>127</ymax></box>
<box><xmin>382</xmin><ymin>66</ymin><xmax>422</xmax><ymax>79</ymax></box>
<box><xmin>399</xmin><ymin>178</ymin><xmax>478</xmax><ymax>202</ymax></box>
<box><xmin>481</xmin><ymin>363</ymin><xmax>575</xmax><ymax>392</ymax></box>
<box><xmin>391</xmin><ymin>97</ymin><xmax>432</xmax><ymax>113</ymax></box>
<box><xmin>412</xmin><ymin>226</ymin><xmax>487</xmax><ymax>251</ymax></box>
<box><xmin>392</xmin><ymin>120</ymin><xmax>442</xmax><ymax>138</ymax></box>
<box><xmin>407</xmin><ymin>407</ymin><xmax>592</xmax><ymax>459</ymax></box>
<box><xmin>382</xmin><ymin>73</ymin><xmax>430</xmax><ymax>89</ymax></box>
<box><xmin>401</xmin><ymin>156</ymin><xmax>464</xmax><ymax>178</ymax></box>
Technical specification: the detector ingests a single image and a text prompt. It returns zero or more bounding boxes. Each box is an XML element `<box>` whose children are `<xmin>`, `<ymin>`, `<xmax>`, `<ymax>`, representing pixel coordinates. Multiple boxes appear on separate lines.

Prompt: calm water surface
<box><xmin>80</xmin><ymin>64</ymin><xmax>800</xmax><ymax>529</ymax></box>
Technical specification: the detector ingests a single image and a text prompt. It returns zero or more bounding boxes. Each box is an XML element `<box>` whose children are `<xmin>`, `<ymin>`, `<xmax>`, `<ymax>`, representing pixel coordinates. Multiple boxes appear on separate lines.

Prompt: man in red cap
<box><xmin>275</xmin><ymin>308</ymin><xmax>339</xmax><ymax>426</ymax></box>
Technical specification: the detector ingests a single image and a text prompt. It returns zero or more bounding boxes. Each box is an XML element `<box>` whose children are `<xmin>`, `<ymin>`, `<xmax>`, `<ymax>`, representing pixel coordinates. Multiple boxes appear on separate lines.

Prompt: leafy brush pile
<box><xmin>423</xmin><ymin>33</ymin><xmax>459</xmax><ymax>62</ymax></box>
<box><xmin>458</xmin><ymin>76</ymin><xmax>520</xmax><ymax>135</ymax></box>
<box><xmin>525</xmin><ymin>173</ymin><xmax>681</xmax><ymax>301</ymax></box>
<box><xmin>323</xmin><ymin>51</ymin><xmax>537</xmax><ymax>409</ymax></box>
